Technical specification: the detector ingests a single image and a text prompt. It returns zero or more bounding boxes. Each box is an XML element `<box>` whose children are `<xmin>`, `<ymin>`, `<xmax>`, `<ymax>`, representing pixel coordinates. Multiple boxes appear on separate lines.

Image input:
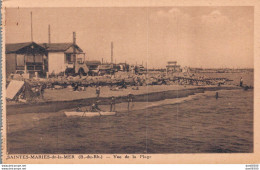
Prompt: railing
<box><xmin>26</xmin><ymin>65</ymin><xmax>43</xmax><ymax>71</ymax></box>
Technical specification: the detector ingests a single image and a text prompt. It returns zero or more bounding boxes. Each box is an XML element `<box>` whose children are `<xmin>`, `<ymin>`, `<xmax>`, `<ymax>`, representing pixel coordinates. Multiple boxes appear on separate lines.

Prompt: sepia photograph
<box><xmin>2</xmin><ymin>3</ymin><xmax>258</xmax><ymax>163</ymax></box>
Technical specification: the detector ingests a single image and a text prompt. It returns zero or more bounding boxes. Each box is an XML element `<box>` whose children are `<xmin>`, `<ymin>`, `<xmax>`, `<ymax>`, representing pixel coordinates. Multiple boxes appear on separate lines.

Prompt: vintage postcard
<box><xmin>1</xmin><ymin>0</ymin><xmax>260</xmax><ymax>164</ymax></box>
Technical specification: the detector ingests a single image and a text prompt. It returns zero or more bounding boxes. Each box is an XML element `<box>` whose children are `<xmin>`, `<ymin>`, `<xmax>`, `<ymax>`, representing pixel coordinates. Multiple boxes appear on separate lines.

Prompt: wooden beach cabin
<box><xmin>5</xmin><ymin>42</ymin><xmax>48</xmax><ymax>78</ymax></box>
<box><xmin>40</xmin><ymin>43</ymin><xmax>88</xmax><ymax>75</ymax></box>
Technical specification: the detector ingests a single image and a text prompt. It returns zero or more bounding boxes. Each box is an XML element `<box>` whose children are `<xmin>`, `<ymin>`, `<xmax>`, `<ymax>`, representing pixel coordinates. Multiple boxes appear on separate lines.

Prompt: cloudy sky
<box><xmin>5</xmin><ymin>7</ymin><xmax>253</xmax><ymax>68</ymax></box>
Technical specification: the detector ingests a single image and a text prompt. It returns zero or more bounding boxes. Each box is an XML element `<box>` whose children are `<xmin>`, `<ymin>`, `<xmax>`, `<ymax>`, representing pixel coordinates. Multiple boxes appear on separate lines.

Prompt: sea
<box><xmin>7</xmin><ymin>72</ymin><xmax>254</xmax><ymax>154</ymax></box>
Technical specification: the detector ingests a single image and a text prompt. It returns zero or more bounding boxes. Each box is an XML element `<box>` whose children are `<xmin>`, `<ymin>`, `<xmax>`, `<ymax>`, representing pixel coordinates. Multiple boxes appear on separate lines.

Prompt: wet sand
<box><xmin>6</xmin><ymin>89</ymin><xmax>224</xmax><ymax>134</ymax></box>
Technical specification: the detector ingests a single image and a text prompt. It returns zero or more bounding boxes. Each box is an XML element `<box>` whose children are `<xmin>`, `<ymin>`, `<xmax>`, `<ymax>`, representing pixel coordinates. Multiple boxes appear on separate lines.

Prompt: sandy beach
<box><xmin>6</xmin><ymin>84</ymin><xmax>241</xmax><ymax>114</ymax></box>
<box><xmin>44</xmin><ymin>84</ymin><xmax>206</xmax><ymax>101</ymax></box>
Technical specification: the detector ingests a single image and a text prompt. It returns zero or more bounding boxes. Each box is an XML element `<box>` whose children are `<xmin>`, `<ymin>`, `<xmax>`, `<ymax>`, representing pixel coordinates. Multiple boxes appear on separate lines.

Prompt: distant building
<box><xmin>98</xmin><ymin>64</ymin><xmax>114</xmax><ymax>75</ymax></box>
<box><xmin>166</xmin><ymin>61</ymin><xmax>181</xmax><ymax>73</ymax></box>
<box><xmin>5</xmin><ymin>42</ymin><xmax>48</xmax><ymax>78</ymax></box>
<box><xmin>182</xmin><ymin>66</ymin><xmax>191</xmax><ymax>76</ymax></box>
<box><xmin>86</xmin><ymin>60</ymin><xmax>101</xmax><ymax>76</ymax></box>
<box><xmin>117</xmin><ymin>63</ymin><xmax>130</xmax><ymax>72</ymax></box>
<box><xmin>86</xmin><ymin>60</ymin><xmax>101</xmax><ymax>70</ymax></box>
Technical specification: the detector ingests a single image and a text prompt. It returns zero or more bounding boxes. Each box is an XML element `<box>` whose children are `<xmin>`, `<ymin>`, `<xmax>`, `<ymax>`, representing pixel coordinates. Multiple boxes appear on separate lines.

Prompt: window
<box><xmin>26</xmin><ymin>55</ymin><xmax>34</xmax><ymax>62</ymax></box>
<box><xmin>16</xmin><ymin>54</ymin><xmax>24</xmax><ymax>66</ymax></box>
<box><xmin>77</xmin><ymin>53</ymin><xmax>85</xmax><ymax>64</ymax></box>
<box><xmin>35</xmin><ymin>54</ymin><xmax>43</xmax><ymax>63</ymax></box>
<box><xmin>77</xmin><ymin>58</ymin><xmax>83</xmax><ymax>64</ymax></box>
<box><xmin>65</xmin><ymin>53</ymin><xmax>75</xmax><ymax>63</ymax></box>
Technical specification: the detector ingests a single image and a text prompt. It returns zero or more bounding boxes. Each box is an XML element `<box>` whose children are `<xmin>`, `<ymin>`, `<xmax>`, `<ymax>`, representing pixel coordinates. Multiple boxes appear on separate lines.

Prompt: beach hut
<box><xmin>40</xmin><ymin>43</ymin><xmax>88</xmax><ymax>75</ymax></box>
<box><xmin>5</xmin><ymin>42</ymin><xmax>48</xmax><ymax>78</ymax></box>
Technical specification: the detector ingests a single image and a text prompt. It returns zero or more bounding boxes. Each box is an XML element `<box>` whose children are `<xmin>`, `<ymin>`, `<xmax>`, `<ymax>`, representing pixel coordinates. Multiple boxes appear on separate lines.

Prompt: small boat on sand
<box><xmin>64</xmin><ymin>111</ymin><xmax>116</xmax><ymax>117</ymax></box>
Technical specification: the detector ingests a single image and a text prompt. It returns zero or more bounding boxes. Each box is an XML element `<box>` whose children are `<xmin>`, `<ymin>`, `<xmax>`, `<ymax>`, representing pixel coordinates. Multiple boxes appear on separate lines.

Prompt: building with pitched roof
<box><xmin>5</xmin><ymin>42</ymin><xmax>47</xmax><ymax>77</ymax></box>
<box><xmin>40</xmin><ymin>43</ymin><xmax>87</xmax><ymax>75</ymax></box>
<box><xmin>166</xmin><ymin>61</ymin><xmax>181</xmax><ymax>73</ymax></box>
<box><xmin>5</xmin><ymin>42</ymin><xmax>88</xmax><ymax>78</ymax></box>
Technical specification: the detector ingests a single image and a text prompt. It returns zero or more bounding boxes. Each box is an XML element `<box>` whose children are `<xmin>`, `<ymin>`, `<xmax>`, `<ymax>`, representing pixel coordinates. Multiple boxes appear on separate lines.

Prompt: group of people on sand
<box><xmin>77</xmin><ymin>77</ymin><xmax>249</xmax><ymax>113</ymax></box>
<box><xmin>89</xmin><ymin>96</ymin><xmax>116</xmax><ymax>112</ymax></box>
<box><xmin>75</xmin><ymin>85</ymin><xmax>134</xmax><ymax>113</ymax></box>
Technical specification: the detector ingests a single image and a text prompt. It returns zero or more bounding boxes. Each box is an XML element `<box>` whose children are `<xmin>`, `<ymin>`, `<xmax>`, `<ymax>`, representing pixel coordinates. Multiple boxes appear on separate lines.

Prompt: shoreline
<box><xmin>6</xmin><ymin>87</ymin><xmax>253</xmax><ymax>154</ymax></box>
<box><xmin>7</xmin><ymin>85</ymin><xmax>242</xmax><ymax>115</ymax></box>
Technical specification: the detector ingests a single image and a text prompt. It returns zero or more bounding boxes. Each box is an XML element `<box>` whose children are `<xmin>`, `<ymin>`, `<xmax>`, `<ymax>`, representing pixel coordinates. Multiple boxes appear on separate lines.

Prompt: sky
<box><xmin>5</xmin><ymin>7</ymin><xmax>254</xmax><ymax>68</ymax></box>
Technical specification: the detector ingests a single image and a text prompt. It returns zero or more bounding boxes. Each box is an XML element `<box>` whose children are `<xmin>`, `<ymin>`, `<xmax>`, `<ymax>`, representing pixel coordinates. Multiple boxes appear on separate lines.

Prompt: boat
<box><xmin>64</xmin><ymin>111</ymin><xmax>116</xmax><ymax>117</ymax></box>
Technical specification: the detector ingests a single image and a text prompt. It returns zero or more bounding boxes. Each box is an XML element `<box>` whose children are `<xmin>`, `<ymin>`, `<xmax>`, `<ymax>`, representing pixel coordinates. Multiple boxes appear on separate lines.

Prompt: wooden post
<box><xmin>31</xmin><ymin>12</ymin><xmax>33</xmax><ymax>42</ymax></box>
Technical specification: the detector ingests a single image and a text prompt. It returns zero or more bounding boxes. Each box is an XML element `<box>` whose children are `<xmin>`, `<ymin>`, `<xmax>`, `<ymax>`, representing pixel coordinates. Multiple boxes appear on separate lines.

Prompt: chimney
<box><xmin>30</xmin><ymin>11</ymin><xmax>33</xmax><ymax>42</ymax></box>
<box><xmin>73</xmin><ymin>32</ymin><xmax>76</xmax><ymax>45</ymax></box>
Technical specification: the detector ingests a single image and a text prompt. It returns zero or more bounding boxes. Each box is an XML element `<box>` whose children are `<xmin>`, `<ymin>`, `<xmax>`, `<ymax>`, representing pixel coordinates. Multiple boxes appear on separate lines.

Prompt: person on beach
<box><xmin>96</xmin><ymin>85</ymin><xmax>101</xmax><ymax>98</ymax></box>
<box><xmin>110</xmin><ymin>96</ymin><xmax>116</xmax><ymax>112</ymax></box>
<box><xmin>39</xmin><ymin>83</ymin><xmax>46</xmax><ymax>99</ymax></box>
<box><xmin>73</xmin><ymin>83</ymin><xmax>79</xmax><ymax>91</ymax></box>
<box><xmin>76</xmin><ymin>104</ymin><xmax>82</xmax><ymax>112</ymax></box>
<box><xmin>121</xmin><ymin>79</ymin><xmax>127</xmax><ymax>89</ymax></box>
<box><xmin>215</xmin><ymin>92</ymin><xmax>219</xmax><ymax>99</ymax></box>
<box><xmin>90</xmin><ymin>101</ymin><xmax>101</xmax><ymax>112</ymax></box>
<box><xmin>240</xmin><ymin>77</ymin><xmax>243</xmax><ymax>87</ymax></box>
<box><xmin>127</xmin><ymin>92</ymin><xmax>133</xmax><ymax>112</ymax></box>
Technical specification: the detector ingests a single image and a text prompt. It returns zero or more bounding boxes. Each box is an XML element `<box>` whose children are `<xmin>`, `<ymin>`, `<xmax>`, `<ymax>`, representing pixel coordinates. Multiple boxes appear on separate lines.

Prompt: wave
<box><xmin>143</xmin><ymin>91</ymin><xmax>214</xmax><ymax>109</ymax></box>
<box><xmin>128</xmin><ymin>89</ymin><xmax>244</xmax><ymax>111</ymax></box>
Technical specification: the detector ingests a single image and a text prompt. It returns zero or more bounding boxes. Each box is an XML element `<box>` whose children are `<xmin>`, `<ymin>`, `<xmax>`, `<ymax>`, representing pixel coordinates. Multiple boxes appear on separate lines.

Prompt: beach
<box><xmin>6</xmin><ymin>71</ymin><xmax>254</xmax><ymax>153</ymax></box>
<box><xmin>3</xmin><ymin>6</ymin><xmax>256</xmax><ymax>166</ymax></box>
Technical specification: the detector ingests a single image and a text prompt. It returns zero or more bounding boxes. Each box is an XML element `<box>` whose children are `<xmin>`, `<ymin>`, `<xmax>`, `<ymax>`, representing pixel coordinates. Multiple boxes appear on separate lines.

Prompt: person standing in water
<box><xmin>110</xmin><ymin>96</ymin><xmax>116</xmax><ymax>112</ymax></box>
<box><xmin>127</xmin><ymin>92</ymin><xmax>133</xmax><ymax>112</ymax></box>
<box><xmin>240</xmin><ymin>77</ymin><xmax>243</xmax><ymax>87</ymax></box>
<box><xmin>96</xmin><ymin>85</ymin><xmax>101</xmax><ymax>99</ymax></box>
<box><xmin>90</xmin><ymin>101</ymin><xmax>101</xmax><ymax>112</ymax></box>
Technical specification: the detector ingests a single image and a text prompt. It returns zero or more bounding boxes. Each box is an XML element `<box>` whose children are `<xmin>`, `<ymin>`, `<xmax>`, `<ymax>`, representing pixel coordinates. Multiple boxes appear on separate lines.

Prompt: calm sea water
<box><xmin>8</xmin><ymin>88</ymin><xmax>253</xmax><ymax>154</ymax></box>
<box><xmin>197</xmin><ymin>72</ymin><xmax>254</xmax><ymax>87</ymax></box>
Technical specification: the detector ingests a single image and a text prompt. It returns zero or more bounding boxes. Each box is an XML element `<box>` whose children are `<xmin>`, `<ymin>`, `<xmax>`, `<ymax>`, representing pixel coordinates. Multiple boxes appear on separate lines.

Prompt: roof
<box><xmin>168</xmin><ymin>61</ymin><xmax>177</xmax><ymax>64</ymax></box>
<box><xmin>86</xmin><ymin>60</ymin><xmax>101</xmax><ymax>66</ymax></box>
<box><xmin>6</xmin><ymin>42</ymin><xmax>83</xmax><ymax>54</ymax></box>
<box><xmin>40</xmin><ymin>43</ymin><xmax>83</xmax><ymax>52</ymax></box>
<box><xmin>98</xmin><ymin>64</ymin><xmax>112</xmax><ymax>70</ymax></box>
<box><xmin>6</xmin><ymin>42</ymin><xmax>46</xmax><ymax>54</ymax></box>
